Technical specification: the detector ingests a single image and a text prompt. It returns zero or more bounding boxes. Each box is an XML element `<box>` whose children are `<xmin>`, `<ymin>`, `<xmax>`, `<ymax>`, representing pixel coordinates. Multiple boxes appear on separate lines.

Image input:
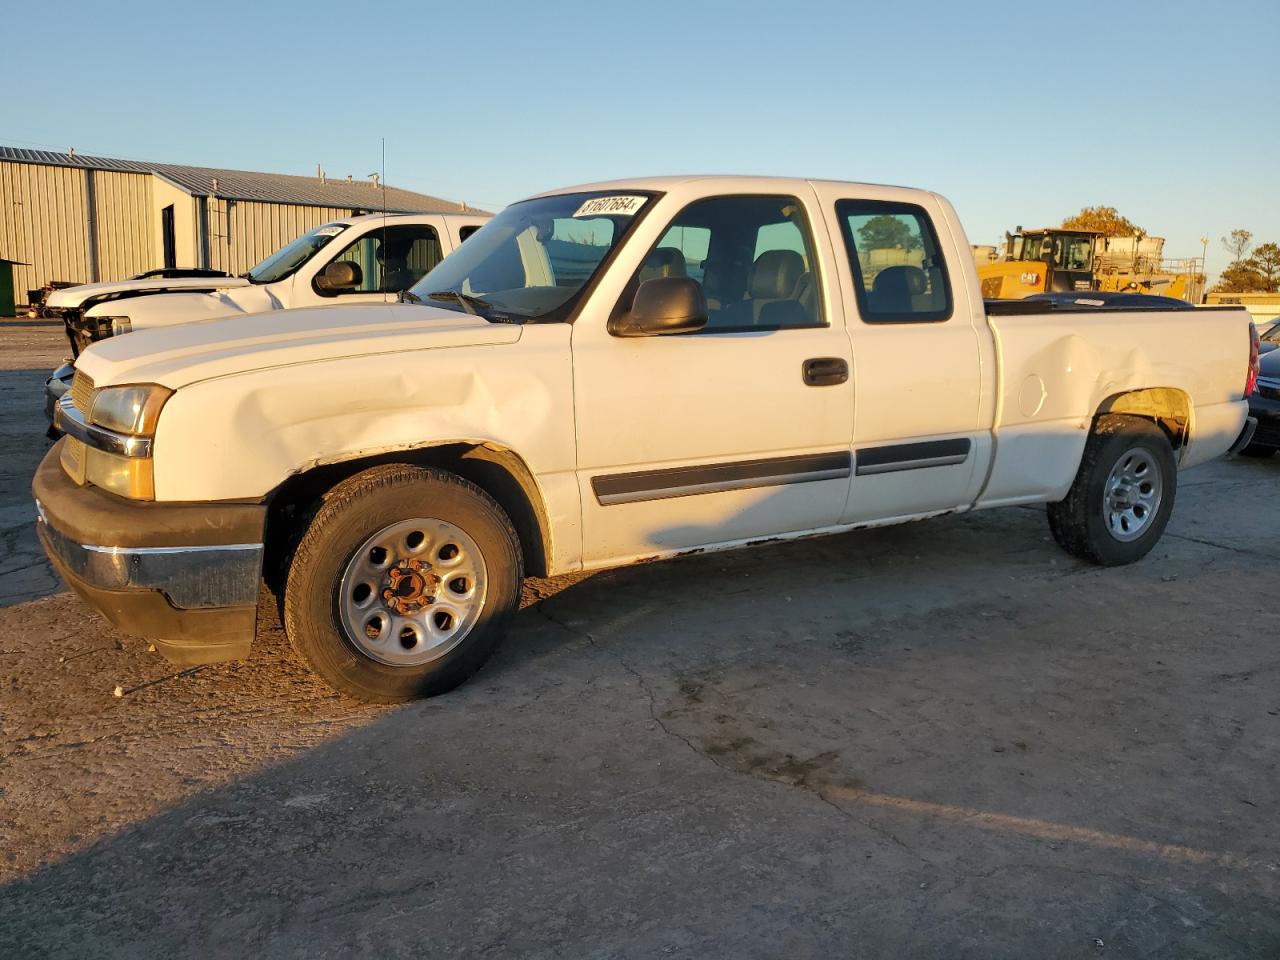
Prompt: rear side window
<box><xmin>836</xmin><ymin>201</ymin><xmax>952</xmax><ymax>323</ymax></box>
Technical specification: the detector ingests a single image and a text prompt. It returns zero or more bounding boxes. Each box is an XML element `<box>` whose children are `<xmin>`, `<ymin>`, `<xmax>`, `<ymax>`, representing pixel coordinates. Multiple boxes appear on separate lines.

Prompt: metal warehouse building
<box><xmin>0</xmin><ymin>146</ymin><xmax>475</xmax><ymax>305</ymax></box>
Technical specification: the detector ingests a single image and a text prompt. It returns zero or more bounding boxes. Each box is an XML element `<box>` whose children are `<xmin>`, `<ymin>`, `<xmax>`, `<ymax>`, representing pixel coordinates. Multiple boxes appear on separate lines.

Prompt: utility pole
<box><xmin>1199</xmin><ymin>236</ymin><xmax>1209</xmax><ymax>303</ymax></box>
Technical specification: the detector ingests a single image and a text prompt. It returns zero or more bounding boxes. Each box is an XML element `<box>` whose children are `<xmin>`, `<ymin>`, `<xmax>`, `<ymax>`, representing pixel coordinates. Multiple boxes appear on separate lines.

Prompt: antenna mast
<box><xmin>381</xmin><ymin>137</ymin><xmax>388</xmax><ymax>300</ymax></box>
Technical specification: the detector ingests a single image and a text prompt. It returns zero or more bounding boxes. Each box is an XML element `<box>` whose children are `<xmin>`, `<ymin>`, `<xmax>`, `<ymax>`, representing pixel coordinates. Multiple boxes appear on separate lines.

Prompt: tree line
<box><xmin>1214</xmin><ymin>229</ymin><xmax>1280</xmax><ymax>293</ymax></box>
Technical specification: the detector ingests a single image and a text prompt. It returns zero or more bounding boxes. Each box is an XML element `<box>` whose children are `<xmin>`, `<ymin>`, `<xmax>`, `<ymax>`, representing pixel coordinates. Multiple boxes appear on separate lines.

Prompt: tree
<box><xmin>1060</xmin><ymin>206</ymin><xmax>1142</xmax><ymax>237</ymax></box>
<box><xmin>1210</xmin><ymin>260</ymin><xmax>1269</xmax><ymax>294</ymax></box>
<box><xmin>857</xmin><ymin>215</ymin><xmax>921</xmax><ymax>251</ymax></box>
<box><xmin>1250</xmin><ymin>242</ymin><xmax>1280</xmax><ymax>289</ymax></box>
<box><xmin>1222</xmin><ymin>229</ymin><xmax>1252</xmax><ymax>261</ymax></box>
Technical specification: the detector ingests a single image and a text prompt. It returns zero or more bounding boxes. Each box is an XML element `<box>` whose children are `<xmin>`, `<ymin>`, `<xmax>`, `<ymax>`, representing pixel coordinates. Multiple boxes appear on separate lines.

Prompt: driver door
<box><xmin>571</xmin><ymin>190</ymin><xmax>855</xmax><ymax>567</ymax></box>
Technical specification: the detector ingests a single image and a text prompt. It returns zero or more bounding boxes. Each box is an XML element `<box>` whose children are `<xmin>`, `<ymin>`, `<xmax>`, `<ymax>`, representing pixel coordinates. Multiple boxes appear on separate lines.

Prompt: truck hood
<box><xmin>84</xmin><ymin>285</ymin><xmax>281</xmax><ymax>325</ymax></box>
<box><xmin>47</xmin><ymin>276</ymin><xmax>251</xmax><ymax>309</ymax></box>
<box><xmin>74</xmin><ymin>303</ymin><xmax>522</xmax><ymax>389</ymax></box>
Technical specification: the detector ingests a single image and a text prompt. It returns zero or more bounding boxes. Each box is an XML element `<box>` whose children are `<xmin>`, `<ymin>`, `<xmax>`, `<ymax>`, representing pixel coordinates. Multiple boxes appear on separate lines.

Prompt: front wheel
<box><xmin>1047</xmin><ymin>415</ymin><xmax>1177</xmax><ymax>566</ymax></box>
<box><xmin>284</xmin><ymin>464</ymin><xmax>523</xmax><ymax>702</ymax></box>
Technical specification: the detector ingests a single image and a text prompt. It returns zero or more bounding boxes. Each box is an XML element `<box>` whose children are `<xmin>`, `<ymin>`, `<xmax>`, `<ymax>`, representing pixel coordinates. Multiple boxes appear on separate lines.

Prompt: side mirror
<box><xmin>609</xmin><ymin>276</ymin><xmax>707</xmax><ymax>337</ymax></box>
<box><xmin>316</xmin><ymin>260</ymin><xmax>362</xmax><ymax>292</ymax></box>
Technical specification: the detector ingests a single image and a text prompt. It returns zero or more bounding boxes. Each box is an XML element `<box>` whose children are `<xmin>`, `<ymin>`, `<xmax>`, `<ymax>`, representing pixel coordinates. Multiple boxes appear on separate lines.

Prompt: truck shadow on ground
<box><xmin>4</xmin><ymin>495</ymin><xmax>1278</xmax><ymax>957</ymax></box>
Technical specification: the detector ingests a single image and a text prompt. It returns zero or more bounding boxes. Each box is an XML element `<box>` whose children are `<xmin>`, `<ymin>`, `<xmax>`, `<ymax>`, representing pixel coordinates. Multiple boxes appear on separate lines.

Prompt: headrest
<box><xmin>377</xmin><ymin>238</ymin><xmax>413</xmax><ymax>262</ymax></box>
<box><xmin>872</xmin><ymin>265</ymin><xmax>927</xmax><ymax>298</ymax></box>
<box><xmin>639</xmin><ymin>247</ymin><xmax>687</xmax><ymax>284</ymax></box>
<box><xmin>750</xmin><ymin>249</ymin><xmax>805</xmax><ymax>300</ymax></box>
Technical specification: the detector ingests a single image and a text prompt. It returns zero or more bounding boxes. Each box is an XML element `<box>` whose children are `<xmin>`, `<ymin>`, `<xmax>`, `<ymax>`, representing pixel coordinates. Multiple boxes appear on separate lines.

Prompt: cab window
<box><xmin>321</xmin><ymin>224</ymin><xmax>442</xmax><ymax>295</ymax></box>
<box><xmin>837</xmin><ymin>201</ymin><xmax>952</xmax><ymax>323</ymax></box>
<box><xmin>1061</xmin><ymin>235</ymin><xmax>1094</xmax><ymax>271</ymax></box>
<box><xmin>637</xmin><ymin>195</ymin><xmax>824</xmax><ymax>332</ymax></box>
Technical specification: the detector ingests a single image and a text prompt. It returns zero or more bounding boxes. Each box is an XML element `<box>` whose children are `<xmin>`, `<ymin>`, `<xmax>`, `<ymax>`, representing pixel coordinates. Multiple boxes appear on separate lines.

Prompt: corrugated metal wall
<box><xmin>0</xmin><ymin>159</ymin><xmax>362</xmax><ymax>307</ymax></box>
<box><xmin>206</xmin><ymin>199</ymin><xmax>355</xmax><ymax>275</ymax></box>
<box><xmin>92</xmin><ymin>171</ymin><xmax>154</xmax><ymax>282</ymax></box>
<box><xmin>0</xmin><ymin>160</ymin><xmax>89</xmax><ymax>299</ymax></box>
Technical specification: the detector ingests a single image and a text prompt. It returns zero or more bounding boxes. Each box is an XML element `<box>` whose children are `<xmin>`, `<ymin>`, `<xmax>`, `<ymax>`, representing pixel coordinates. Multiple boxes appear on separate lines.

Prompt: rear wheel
<box><xmin>284</xmin><ymin>464</ymin><xmax>522</xmax><ymax>702</ymax></box>
<box><xmin>1047</xmin><ymin>415</ymin><xmax>1177</xmax><ymax>566</ymax></box>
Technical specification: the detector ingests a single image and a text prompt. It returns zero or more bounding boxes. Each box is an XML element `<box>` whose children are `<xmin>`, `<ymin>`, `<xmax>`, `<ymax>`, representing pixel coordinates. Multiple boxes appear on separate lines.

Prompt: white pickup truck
<box><xmin>34</xmin><ymin>176</ymin><xmax>1260</xmax><ymax>702</ymax></box>
<box><xmin>41</xmin><ymin>212</ymin><xmax>489</xmax><ymax>420</ymax></box>
<box><xmin>45</xmin><ymin>212</ymin><xmax>490</xmax><ymax>353</ymax></box>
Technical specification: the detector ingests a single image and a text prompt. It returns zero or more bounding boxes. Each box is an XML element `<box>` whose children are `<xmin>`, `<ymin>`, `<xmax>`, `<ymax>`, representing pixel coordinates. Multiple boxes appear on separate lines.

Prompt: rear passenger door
<box><xmin>808</xmin><ymin>187</ymin><xmax>989</xmax><ymax>522</ymax></box>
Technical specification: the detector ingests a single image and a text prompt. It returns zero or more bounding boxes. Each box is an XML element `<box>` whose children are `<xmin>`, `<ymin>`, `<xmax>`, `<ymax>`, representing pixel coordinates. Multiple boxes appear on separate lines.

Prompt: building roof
<box><xmin>0</xmin><ymin>146</ymin><xmax>475</xmax><ymax>214</ymax></box>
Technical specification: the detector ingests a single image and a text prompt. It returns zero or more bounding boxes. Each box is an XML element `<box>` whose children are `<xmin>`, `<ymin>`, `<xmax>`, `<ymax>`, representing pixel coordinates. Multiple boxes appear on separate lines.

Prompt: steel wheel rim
<box><xmin>1102</xmin><ymin>447</ymin><xmax>1163</xmax><ymax>542</ymax></box>
<box><xmin>338</xmin><ymin>517</ymin><xmax>488</xmax><ymax>666</ymax></box>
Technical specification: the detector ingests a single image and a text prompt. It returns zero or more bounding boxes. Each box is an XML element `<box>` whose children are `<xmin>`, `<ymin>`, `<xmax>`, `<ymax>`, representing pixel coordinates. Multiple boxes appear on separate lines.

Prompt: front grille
<box><xmin>70</xmin><ymin>370</ymin><xmax>95</xmax><ymax>413</ymax></box>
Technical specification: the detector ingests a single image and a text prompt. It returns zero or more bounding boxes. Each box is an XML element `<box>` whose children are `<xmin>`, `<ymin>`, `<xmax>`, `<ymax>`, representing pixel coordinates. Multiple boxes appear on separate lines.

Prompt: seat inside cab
<box><xmin>643</xmin><ymin>196</ymin><xmax>823</xmax><ymax>330</ymax></box>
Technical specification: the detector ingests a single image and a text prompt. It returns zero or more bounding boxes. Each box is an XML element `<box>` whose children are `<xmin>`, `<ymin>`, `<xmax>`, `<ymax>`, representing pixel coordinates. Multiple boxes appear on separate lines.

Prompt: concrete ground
<box><xmin>1</xmin><ymin>319</ymin><xmax>1277</xmax><ymax>959</ymax></box>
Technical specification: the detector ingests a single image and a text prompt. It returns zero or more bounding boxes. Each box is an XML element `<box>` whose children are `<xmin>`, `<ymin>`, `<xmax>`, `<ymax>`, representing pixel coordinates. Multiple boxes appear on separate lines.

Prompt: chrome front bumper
<box><xmin>36</xmin><ymin>499</ymin><xmax>262</xmax><ymax>608</ymax></box>
<box><xmin>32</xmin><ymin>443</ymin><xmax>267</xmax><ymax>664</ymax></box>
<box><xmin>43</xmin><ymin>362</ymin><xmax>74</xmax><ymax>428</ymax></box>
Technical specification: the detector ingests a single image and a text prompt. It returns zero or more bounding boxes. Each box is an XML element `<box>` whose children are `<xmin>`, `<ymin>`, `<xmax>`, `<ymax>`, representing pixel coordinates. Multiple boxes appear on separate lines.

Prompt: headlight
<box><xmin>90</xmin><ymin>384</ymin><xmax>172</xmax><ymax>435</ymax></box>
<box><xmin>100</xmin><ymin>316</ymin><xmax>131</xmax><ymax>336</ymax></box>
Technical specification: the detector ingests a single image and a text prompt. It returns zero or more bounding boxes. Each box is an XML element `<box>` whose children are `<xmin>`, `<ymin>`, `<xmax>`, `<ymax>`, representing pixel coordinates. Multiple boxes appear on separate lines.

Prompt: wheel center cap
<box><xmin>395</xmin><ymin>572</ymin><xmax>423</xmax><ymax>597</ymax></box>
<box><xmin>1112</xmin><ymin>482</ymin><xmax>1134</xmax><ymax>507</ymax></box>
<box><xmin>383</xmin><ymin>560</ymin><xmax>439</xmax><ymax>614</ymax></box>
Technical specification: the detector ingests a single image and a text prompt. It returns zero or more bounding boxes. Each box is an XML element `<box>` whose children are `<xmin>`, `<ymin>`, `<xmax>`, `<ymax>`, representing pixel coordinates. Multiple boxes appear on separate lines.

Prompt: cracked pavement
<box><xmin>1</xmin><ymin>318</ymin><xmax>1278</xmax><ymax>958</ymax></box>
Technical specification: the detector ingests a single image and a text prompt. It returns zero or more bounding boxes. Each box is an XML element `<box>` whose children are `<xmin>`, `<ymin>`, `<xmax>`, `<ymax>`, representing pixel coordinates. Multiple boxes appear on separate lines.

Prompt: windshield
<box><xmin>245</xmin><ymin>223</ymin><xmax>348</xmax><ymax>284</ymax></box>
<box><xmin>1016</xmin><ymin>233</ymin><xmax>1095</xmax><ymax>271</ymax></box>
<box><xmin>408</xmin><ymin>191</ymin><xmax>653</xmax><ymax>322</ymax></box>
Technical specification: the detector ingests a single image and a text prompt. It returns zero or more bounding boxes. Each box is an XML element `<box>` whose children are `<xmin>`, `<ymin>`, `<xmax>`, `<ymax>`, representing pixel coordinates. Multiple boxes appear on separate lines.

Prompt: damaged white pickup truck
<box><xmin>34</xmin><ymin>177</ymin><xmax>1260</xmax><ymax>702</ymax></box>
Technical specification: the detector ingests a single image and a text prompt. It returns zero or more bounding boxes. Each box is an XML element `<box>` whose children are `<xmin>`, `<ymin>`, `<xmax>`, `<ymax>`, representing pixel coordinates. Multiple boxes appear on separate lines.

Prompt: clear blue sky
<box><xmin>4</xmin><ymin>0</ymin><xmax>1277</xmax><ymax>276</ymax></box>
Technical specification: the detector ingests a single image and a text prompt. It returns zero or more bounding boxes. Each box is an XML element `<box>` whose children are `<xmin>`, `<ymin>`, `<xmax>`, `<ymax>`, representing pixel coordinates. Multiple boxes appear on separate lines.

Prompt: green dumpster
<box><xmin>0</xmin><ymin>257</ymin><xmax>26</xmax><ymax>318</ymax></box>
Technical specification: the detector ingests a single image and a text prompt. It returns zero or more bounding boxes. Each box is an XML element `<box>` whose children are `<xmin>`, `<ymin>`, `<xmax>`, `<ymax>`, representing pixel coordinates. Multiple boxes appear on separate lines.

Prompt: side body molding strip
<box><xmin>854</xmin><ymin>438</ymin><xmax>972</xmax><ymax>476</ymax></box>
<box><xmin>590</xmin><ymin>438</ymin><xmax>973</xmax><ymax>506</ymax></box>
<box><xmin>592</xmin><ymin>451</ymin><xmax>852</xmax><ymax>506</ymax></box>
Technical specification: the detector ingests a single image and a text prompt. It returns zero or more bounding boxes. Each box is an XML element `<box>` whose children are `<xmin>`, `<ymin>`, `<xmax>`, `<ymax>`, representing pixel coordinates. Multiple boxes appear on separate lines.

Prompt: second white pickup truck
<box><xmin>44</xmin><ymin>211</ymin><xmax>491</xmax><ymax>356</ymax></box>
<box><xmin>40</xmin><ymin>211</ymin><xmax>489</xmax><ymax>425</ymax></box>
<box><xmin>34</xmin><ymin>176</ymin><xmax>1259</xmax><ymax>702</ymax></box>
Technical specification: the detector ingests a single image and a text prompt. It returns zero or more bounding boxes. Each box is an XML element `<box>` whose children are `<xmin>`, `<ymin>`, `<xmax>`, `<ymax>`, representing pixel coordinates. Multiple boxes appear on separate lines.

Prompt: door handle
<box><xmin>802</xmin><ymin>357</ymin><xmax>848</xmax><ymax>387</ymax></box>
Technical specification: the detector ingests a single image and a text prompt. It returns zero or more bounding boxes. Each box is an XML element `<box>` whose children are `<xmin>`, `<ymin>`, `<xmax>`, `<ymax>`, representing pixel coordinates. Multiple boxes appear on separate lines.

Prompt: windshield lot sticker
<box><xmin>573</xmin><ymin>196</ymin><xmax>647</xmax><ymax>218</ymax></box>
<box><xmin>316</xmin><ymin>226</ymin><xmax>345</xmax><ymax>237</ymax></box>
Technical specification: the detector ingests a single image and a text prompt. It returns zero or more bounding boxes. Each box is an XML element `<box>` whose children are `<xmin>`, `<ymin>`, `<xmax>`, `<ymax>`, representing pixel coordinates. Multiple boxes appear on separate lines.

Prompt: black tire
<box><xmin>1238</xmin><ymin>442</ymin><xmax>1275</xmax><ymax>459</ymax></box>
<box><xmin>283</xmin><ymin>464</ymin><xmax>522</xmax><ymax>703</ymax></box>
<box><xmin>1047</xmin><ymin>414</ymin><xmax>1177</xmax><ymax>566</ymax></box>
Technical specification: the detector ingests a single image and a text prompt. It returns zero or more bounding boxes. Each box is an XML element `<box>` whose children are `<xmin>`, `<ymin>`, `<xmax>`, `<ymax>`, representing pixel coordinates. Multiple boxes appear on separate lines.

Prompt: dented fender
<box><xmin>152</xmin><ymin>326</ymin><xmax>574</xmax><ymax>499</ymax></box>
<box><xmin>142</xmin><ymin>323</ymin><xmax>580</xmax><ymax>570</ymax></box>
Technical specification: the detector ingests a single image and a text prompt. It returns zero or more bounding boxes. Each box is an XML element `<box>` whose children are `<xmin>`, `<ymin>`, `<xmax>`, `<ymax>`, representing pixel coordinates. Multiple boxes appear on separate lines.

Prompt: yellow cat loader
<box><xmin>979</xmin><ymin>228</ymin><xmax>1193</xmax><ymax>300</ymax></box>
